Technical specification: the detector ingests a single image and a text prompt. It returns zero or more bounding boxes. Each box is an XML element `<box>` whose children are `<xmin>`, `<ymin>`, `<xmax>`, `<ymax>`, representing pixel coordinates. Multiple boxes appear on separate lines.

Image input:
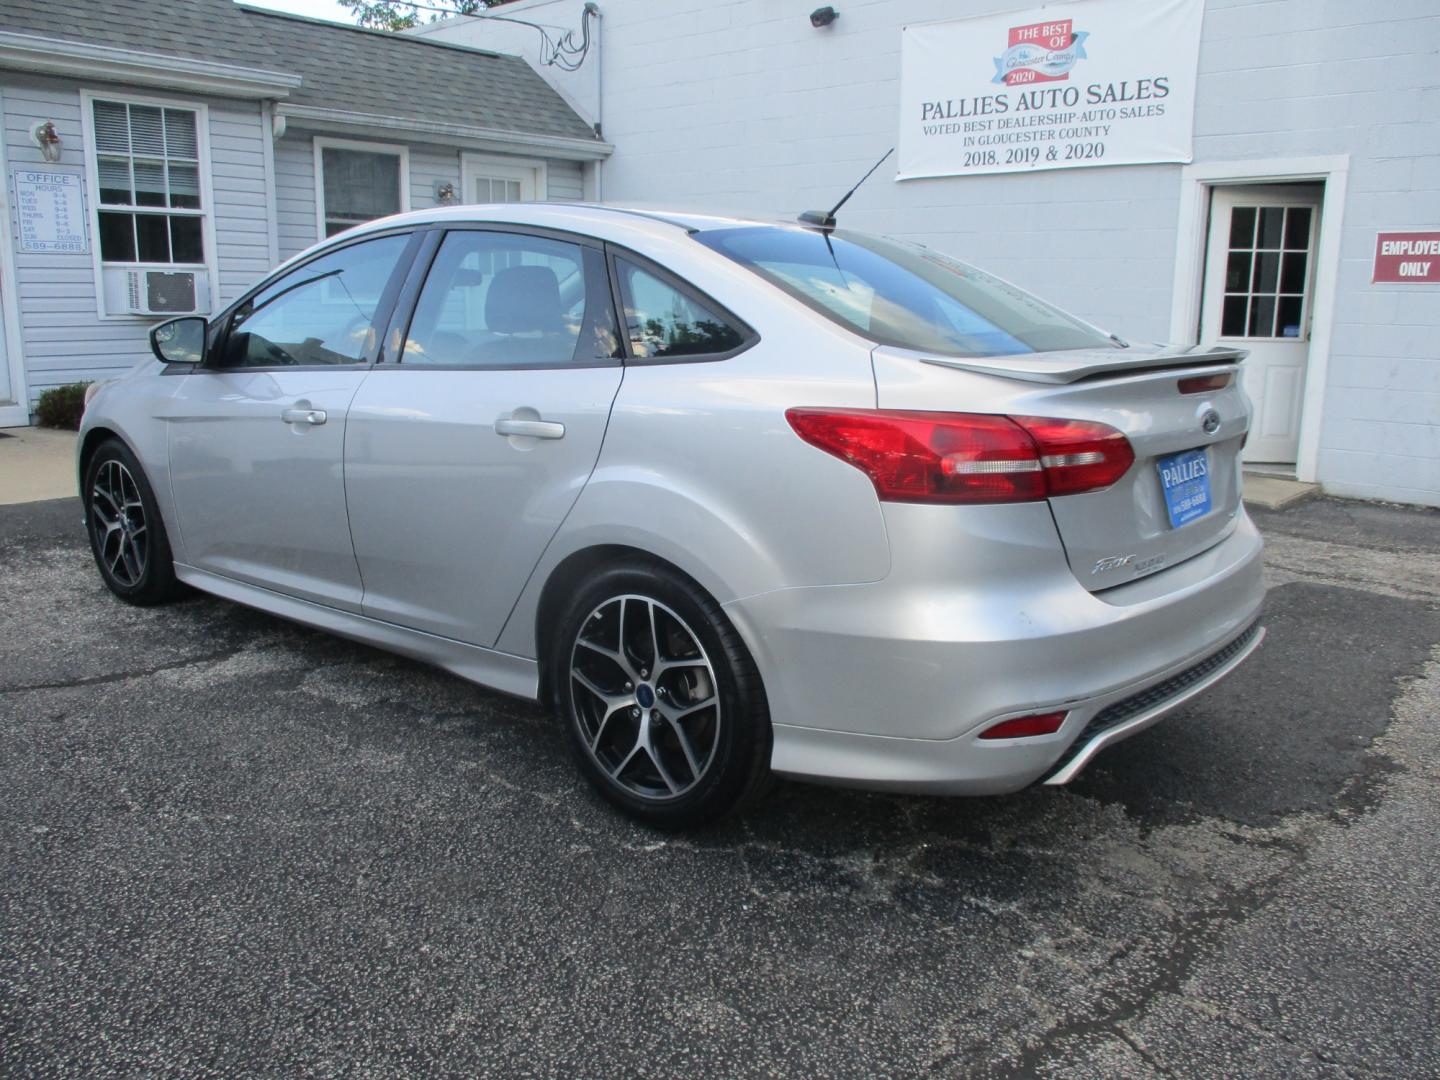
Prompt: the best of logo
<box><xmin>992</xmin><ymin>19</ymin><xmax>1089</xmax><ymax>86</ymax></box>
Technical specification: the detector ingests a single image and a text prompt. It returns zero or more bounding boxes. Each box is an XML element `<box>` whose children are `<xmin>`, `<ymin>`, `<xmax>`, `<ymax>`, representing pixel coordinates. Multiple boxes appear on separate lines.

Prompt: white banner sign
<box><xmin>13</xmin><ymin>170</ymin><xmax>88</xmax><ymax>254</ymax></box>
<box><xmin>897</xmin><ymin>0</ymin><xmax>1203</xmax><ymax>180</ymax></box>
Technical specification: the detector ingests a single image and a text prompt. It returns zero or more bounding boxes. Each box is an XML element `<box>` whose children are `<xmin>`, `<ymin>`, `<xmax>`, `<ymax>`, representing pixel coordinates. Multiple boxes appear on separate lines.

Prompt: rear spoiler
<box><xmin>908</xmin><ymin>345</ymin><xmax>1248</xmax><ymax>386</ymax></box>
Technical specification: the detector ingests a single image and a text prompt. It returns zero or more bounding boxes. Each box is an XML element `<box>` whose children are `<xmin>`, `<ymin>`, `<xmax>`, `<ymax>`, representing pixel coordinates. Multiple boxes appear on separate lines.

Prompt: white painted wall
<box><xmin>422</xmin><ymin>0</ymin><xmax>1440</xmax><ymax>506</ymax></box>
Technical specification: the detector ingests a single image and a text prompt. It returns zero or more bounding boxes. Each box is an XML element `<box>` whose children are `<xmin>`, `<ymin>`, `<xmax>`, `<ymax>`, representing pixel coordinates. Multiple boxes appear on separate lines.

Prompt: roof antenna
<box><xmin>798</xmin><ymin>148</ymin><xmax>894</xmax><ymax>230</ymax></box>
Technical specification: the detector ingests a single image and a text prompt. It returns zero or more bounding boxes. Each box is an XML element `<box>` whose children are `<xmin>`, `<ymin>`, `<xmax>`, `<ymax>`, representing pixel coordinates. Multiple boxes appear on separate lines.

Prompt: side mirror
<box><xmin>149</xmin><ymin>316</ymin><xmax>207</xmax><ymax>365</ymax></box>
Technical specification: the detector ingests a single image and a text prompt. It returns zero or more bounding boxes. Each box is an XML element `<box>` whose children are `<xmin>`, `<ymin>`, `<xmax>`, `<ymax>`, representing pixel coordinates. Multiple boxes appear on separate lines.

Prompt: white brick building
<box><xmin>416</xmin><ymin>0</ymin><xmax>1440</xmax><ymax>507</ymax></box>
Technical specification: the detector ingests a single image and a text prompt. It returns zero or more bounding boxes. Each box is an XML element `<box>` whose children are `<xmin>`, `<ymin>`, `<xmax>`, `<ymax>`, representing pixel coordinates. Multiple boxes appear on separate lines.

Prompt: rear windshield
<box><xmin>694</xmin><ymin>226</ymin><xmax>1115</xmax><ymax>357</ymax></box>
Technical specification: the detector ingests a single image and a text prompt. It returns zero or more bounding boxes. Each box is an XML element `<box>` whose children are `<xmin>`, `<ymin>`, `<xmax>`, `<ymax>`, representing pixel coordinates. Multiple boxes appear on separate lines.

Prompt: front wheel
<box><xmin>83</xmin><ymin>438</ymin><xmax>183</xmax><ymax>606</ymax></box>
<box><xmin>554</xmin><ymin>563</ymin><xmax>772</xmax><ymax>829</ymax></box>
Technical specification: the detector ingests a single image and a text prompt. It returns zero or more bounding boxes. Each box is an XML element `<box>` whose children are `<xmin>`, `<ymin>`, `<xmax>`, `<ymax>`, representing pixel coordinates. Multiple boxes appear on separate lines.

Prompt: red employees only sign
<box><xmin>1373</xmin><ymin>231</ymin><xmax>1440</xmax><ymax>284</ymax></box>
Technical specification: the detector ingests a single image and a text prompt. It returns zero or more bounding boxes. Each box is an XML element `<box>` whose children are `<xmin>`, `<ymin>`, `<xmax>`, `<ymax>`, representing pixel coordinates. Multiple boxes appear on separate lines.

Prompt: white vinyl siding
<box><xmin>546</xmin><ymin>158</ymin><xmax>584</xmax><ymax>201</ymax></box>
<box><xmin>407</xmin><ymin>144</ymin><xmax>458</xmax><ymax>211</ymax></box>
<box><xmin>276</xmin><ymin>134</ymin><xmax>588</xmax><ymax>260</ymax></box>
<box><xmin>274</xmin><ymin>132</ymin><xmax>318</xmax><ymax>261</ymax></box>
<box><xmin>1</xmin><ymin>76</ymin><xmax>269</xmax><ymax>406</ymax></box>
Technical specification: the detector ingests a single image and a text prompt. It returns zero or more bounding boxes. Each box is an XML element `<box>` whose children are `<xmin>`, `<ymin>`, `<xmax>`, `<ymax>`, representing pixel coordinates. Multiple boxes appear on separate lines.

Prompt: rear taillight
<box><xmin>1010</xmin><ymin>414</ymin><xmax>1136</xmax><ymax>497</ymax></box>
<box><xmin>785</xmin><ymin>408</ymin><xmax>1134</xmax><ymax>504</ymax></box>
<box><xmin>1178</xmin><ymin>372</ymin><xmax>1232</xmax><ymax>394</ymax></box>
<box><xmin>978</xmin><ymin>711</ymin><xmax>1068</xmax><ymax>739</ymax></box>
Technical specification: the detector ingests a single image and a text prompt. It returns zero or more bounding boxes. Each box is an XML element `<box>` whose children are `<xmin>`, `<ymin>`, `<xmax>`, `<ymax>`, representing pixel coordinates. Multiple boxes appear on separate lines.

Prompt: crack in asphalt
<box><xmin>984</xmin><ymin>859</ymin><xmax>1304</xmax><ymax>1077</ymax></box>
<box><xmin>0</xmin><ymin>646</ymin><xmax>250</xmax><ymax>696</ymax></box>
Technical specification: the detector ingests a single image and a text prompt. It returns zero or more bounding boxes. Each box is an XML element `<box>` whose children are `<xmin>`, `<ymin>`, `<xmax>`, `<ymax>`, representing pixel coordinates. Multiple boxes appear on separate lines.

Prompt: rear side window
<box><xmin>402</xmin><ymin>231</ymin><xmax>619</xmax><ymax>367</ymax></box>
<box><xmin>614</xmin><ymin>257</ymin><xmax>745</xmax><ymax>359</ymax></box>
<box><xmin>694</xmin><ymin>226</ymin><xmax>1115</xmax><ymax>358</ymax></box>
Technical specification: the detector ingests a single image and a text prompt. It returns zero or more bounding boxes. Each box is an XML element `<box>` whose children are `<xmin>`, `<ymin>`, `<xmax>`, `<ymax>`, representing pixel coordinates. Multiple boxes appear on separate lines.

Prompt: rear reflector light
<box><xmin>785</xmin><ymin>408</ymin><xmax>1134</xmax><ymax>504</ymax></box>
<box><xmin>979</xmin><ymin>711</ymin><xmax>1068</xmax><ymax>740</ymax></box>
<box><xmin>1178</xmin><ymin>372</ymin><xmax>1232</xmax><ymax>394</ymax></box>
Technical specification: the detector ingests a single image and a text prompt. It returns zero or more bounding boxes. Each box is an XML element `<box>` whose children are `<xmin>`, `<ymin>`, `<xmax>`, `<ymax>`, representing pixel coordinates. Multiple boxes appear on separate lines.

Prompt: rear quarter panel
<box><xmin>494</xmin><ymin>241</ymin><xmax>890</xmax><ymax>659</ymax></box>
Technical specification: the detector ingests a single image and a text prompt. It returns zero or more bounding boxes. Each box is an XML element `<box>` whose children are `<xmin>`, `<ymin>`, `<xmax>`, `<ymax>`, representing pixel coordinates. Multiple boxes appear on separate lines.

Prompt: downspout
<box><xmin>260</xmin><ymin>101</ymin><xmax>281</xmax><ymax>267</ymax></box>
<box><xmin>590</xmin><ymin>2</ymin><xmax>603</xmax><ymax>203</ymax></box>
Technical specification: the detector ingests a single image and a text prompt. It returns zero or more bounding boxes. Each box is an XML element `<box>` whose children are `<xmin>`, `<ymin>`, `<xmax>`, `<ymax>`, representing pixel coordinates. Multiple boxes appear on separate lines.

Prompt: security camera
<box><xmin>810</xmin><ymin>6</ymin><xmax>838</xmax><ymax>28</ymax></box>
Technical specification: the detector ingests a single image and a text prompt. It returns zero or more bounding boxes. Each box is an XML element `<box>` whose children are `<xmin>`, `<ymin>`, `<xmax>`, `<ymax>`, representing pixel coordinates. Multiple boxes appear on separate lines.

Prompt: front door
<box><xmin>1200</xmin><ymin>184</ymin><xmax>1322</xmax><ymax>465</ymax></box>
<box><xmin>167</xmin><ymin>232</ymin><xmax>414</xmax><ymax>610</ymax></box>
<box><xmin>345</xmin><ymin>227</ymin><xmax>623</xmax><ymax>648</ymax></box>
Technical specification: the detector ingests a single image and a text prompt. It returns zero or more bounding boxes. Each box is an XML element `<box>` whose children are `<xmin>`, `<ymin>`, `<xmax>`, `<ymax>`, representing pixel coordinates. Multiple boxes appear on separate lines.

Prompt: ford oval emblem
<box><xmin>1201</xmin><ymin>409</ymin><xmax>1222</xmax><ymax>436</ymax></box>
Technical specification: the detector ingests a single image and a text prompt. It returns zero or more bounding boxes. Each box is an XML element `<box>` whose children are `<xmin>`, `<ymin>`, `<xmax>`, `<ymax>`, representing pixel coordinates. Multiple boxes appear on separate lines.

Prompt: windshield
<box><xmin>694</xmin><ymin>226</ymin><xmax>1116</xmax><ymax>357</ymax></box>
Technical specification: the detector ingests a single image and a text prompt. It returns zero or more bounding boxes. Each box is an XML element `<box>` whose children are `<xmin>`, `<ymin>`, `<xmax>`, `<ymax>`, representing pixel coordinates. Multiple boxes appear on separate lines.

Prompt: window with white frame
<box><xmin>92</xmin><ymin>99</ymin><xmax>206</xmax><ymax>265</ymax></box>
<box><xmin>462</xmin><ymin>153</ymin><xmax>542</xmax><ymax>205</ymax></box>
<box><xmin>318</xmin><ymin>143</ymin><xmax>405</xmax><ymax>237</ymax></box>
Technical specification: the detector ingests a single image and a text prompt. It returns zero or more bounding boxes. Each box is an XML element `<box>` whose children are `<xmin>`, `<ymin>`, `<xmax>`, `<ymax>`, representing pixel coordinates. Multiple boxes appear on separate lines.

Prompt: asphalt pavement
<box><xmin>2</xmin><ymin>495</ymin><xmax>1437</xmax><ymax>1078</ymax></box>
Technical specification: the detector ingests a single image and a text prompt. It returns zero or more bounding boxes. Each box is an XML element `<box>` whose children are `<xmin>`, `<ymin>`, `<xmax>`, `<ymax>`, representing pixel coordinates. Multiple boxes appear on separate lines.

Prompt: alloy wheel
<box><xmin>568</xmin><ymin>594</ymin><xmax>721</xmax><ymax>801</ymax></box>
<box><xmin>90</xmin><ymin>459</ymin><xmax>149</xmax><ymax>587</ymax></box>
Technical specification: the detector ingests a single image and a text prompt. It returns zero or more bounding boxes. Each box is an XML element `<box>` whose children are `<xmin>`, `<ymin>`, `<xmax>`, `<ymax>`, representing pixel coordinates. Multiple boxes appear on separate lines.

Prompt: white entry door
<box><xmin>461</xmin><ymin>154</ymin><xmax>542</xmax><ymax>204</ymax></box>
<box><xmin>1200</xmin><ymin>184</ymin><xmax>1322</xmax><ymax>465</ymax></box>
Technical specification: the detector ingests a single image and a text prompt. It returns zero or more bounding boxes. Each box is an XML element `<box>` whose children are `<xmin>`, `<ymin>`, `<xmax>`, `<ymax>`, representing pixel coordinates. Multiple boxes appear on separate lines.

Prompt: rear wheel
<box><xmin>554</xmin><ymin>562</ymin><xmax>771</xmax><ymax>828</ymax></box>
<box><xmin>84</xmin><ymin>439</ymin><xmax>182</xmax><ymax>606</ymax></box>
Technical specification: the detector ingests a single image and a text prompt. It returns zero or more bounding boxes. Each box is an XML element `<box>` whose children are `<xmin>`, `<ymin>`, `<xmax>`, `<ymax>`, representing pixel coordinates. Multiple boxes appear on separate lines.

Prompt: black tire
<box><xmin>552</xmin><ymin>561</ymin><xmax>772</xmax><ymax>829</ymax></box>
<box><xmin>83</xmin><ymin>438</ymin><xmax>183</xmax><ymax>606</ymax></box>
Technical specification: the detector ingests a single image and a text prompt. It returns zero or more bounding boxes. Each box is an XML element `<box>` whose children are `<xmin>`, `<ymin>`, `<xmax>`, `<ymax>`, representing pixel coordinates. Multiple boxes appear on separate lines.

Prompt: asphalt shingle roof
<box><xmin>0</xmin><ymin>0</ymin><xmax>599</xmax><ymax>143</ymax></box>
<box><xmin>243</xmin><ymin>7</ymin><xmax>598</xmax><ymax>141</ymax></box>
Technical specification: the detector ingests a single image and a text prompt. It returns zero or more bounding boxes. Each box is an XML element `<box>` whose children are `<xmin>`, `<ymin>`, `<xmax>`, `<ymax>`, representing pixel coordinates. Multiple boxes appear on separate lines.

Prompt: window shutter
<box><xmin>129</xmin><ymin>106</ymin><xmax>165</xmax><ymax>157</ymax></box>
<box><xmin>93</xmin><ymin>101</ymin><xmax>130</xmax><ymax>154</ymax></box>
<box><xmin>167</xmin><ymin>163</ymin><xmax>201</xmax><ymax>209</ymax></box>
<box><xmin>133</xmin><ymin>160</ymin><xmax>167</xmax><ymax>206</ymax></box>
<box><xmin>163</xmin><ymin>109</ymin><xmax>198</xmax><ymax>159</ymax></box>
<box><xmin>97</xmin><ymin>157</ymin><xmax>132</xmax><ymax>204</ymax></box>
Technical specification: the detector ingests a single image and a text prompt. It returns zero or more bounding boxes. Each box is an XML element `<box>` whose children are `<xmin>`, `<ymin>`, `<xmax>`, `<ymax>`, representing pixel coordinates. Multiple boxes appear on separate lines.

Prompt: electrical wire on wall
<box><xmin>399</xmin><ymin>1</ymin><xmax>599</xmax><ymax>70</ymax></box>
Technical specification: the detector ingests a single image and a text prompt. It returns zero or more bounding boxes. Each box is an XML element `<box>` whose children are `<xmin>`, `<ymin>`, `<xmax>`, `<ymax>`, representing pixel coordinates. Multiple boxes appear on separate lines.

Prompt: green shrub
<box><xmin>34</xmin><ymin>382</ymin><xmax>92</xmax><ymax>430</ymax></box>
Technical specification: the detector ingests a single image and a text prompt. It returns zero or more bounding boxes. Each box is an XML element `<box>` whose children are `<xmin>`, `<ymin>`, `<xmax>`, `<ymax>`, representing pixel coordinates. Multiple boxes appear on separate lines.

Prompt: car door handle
<box><xmin>281</xmin><ymin>408</ymin><xmax>327</xmax><ymax>425</ymax></box>
<box><xmin>495</xmin><ymin>418</ymin><xmax>565</xmax><ymax>439</ymax></box>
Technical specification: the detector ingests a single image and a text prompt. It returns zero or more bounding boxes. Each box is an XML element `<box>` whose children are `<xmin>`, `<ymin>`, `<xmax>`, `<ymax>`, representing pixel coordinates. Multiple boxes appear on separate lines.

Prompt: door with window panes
<box><xmin>461</xmin><ymin>154</ymin><xmax>538</xmax><ymax>205</ymax></box>
<box><xmin>1200</xmin><ymin>184</ymin><xmax>1322</xmax><ymax>465</ymax></box>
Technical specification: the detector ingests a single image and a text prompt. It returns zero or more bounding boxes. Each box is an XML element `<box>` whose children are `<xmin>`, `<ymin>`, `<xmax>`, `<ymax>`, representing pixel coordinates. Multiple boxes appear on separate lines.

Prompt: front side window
<box><xmin>694</xmin><ymin>226</ymin><xmax>1116</xmax><ymax>358</ymax></box>
<box><xmin>93</xmin><ymin>99</ymin><xmax>204</xmax><ymax>265</ymax></box>
<box><xmin>614</xmin><ymin>259</ymin><xmax>745</xmax><ymax>359</ymax></box>
<box><xmin>223</xmin><ymin>234</ymin><xmax>409</xmax><ymax>368</ymax></box>
<box><xmin>402</xmin><ymin>231</ymin><xmax>619</xmax><ymax>367</ymax></box>
<box><xmin>320</xmin><ymin>146</ymin><xmax>402</xmax><ymax>237</ymax></box>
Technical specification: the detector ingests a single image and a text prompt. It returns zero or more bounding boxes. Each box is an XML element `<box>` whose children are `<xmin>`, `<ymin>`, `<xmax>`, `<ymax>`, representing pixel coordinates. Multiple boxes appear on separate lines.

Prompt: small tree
<box><xmin>340</xmin><ymin>0</ymin><xmax>514</xmax><ymax>32</ymax></box>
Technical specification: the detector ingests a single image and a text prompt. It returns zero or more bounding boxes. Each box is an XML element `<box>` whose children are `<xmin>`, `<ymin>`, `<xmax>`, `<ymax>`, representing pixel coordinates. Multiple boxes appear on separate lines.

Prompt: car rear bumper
<box><xmin>723</xmin><ymin>503</ymin><xmax>1266</xmax><ymax>794</ymax></box>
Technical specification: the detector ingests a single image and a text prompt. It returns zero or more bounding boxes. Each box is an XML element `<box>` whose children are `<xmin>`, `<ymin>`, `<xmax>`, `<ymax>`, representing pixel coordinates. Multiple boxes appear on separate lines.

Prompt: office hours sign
<box><xmin>897</xmin><ymin>0</ymin><xmax>1203</xmax><ymax>180</ymax></box>
<box><xmin>12</xmin><ymin>170</ymin><xmax>88</xmax><ymax>254</ymax></box>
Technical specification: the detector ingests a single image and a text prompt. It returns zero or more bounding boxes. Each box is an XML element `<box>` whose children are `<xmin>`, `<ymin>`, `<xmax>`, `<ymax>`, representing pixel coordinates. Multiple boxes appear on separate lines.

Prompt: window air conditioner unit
<box><xmin>101</xmin><ymin>267</ymin><xmax>210</xmax><ymax>317</ymax></box>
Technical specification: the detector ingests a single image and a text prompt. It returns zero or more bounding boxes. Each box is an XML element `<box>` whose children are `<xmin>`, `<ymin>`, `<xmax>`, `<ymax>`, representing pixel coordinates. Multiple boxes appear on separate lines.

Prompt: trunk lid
<box><xmin>872</xmin><ymin>344</ymin><xmax>1250</xmax><ymax>592</ymax></box>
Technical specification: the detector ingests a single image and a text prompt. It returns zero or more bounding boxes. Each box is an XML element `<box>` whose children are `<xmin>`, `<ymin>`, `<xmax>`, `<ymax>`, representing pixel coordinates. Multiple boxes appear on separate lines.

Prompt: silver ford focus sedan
<box><xmin>79</xmin><ymin>204</ymin><xmax>1265</xmax><ymax>827</ymax></box>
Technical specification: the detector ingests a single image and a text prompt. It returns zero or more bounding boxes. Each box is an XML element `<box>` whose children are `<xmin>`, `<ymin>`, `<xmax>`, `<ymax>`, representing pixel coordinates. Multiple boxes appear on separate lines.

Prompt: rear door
<box><xmin>168</xmin><ymin>231</ymin><xmax>415</xmax><ymax>610</ymax></box>
<box><xmin>344</xmin><ymin>226</ymin><xmax>624</xmax><ymax>647</ymax></box>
